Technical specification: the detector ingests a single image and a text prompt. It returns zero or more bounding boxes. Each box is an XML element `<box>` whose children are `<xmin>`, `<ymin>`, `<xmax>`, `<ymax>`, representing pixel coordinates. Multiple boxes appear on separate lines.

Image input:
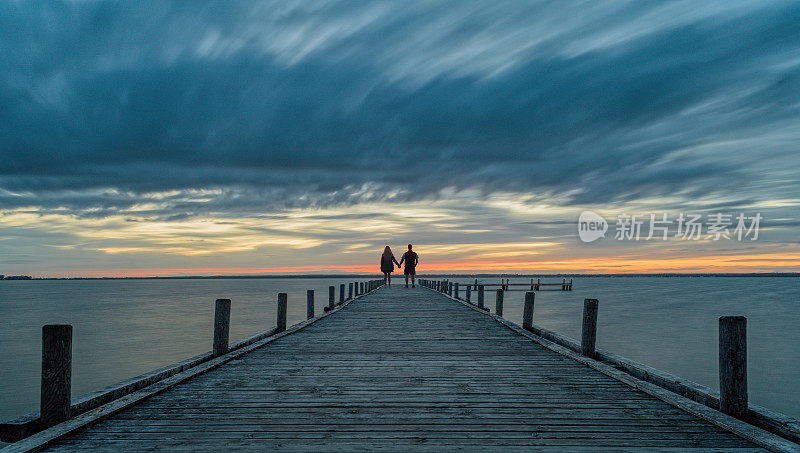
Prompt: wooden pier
<box><xmin>3</xmin><ymin>280</ymin><xmax>800</xmax><ymax>451</ymax></box>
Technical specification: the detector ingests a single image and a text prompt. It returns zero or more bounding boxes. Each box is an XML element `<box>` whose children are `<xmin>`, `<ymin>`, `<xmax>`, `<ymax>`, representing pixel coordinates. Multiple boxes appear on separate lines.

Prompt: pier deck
<box><xmin>32</xmin><ymin>286</ymin><xmax>770</xmax><ymax>450</ymax></box>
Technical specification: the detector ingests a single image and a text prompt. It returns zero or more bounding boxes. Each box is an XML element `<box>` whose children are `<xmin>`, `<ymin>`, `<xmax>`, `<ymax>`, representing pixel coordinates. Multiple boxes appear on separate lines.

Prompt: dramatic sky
<box><xmin>1</xmin><ymin>0</ymin><xmax>799</xmax><ymax>276</ymax></box>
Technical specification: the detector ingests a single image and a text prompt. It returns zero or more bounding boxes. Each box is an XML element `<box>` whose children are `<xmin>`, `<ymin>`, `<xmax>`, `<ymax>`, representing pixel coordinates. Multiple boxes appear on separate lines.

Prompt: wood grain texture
<box><xmin>581</xmin><ymin>299</ymin><xmax>599</xmax><ymax>358</ymax></box>
<box><xmin>40</xmin><ymin>325</ymin><xmax>71</xmax><ymax>429</ymax></box>
<box><xmin>720</xmin><ymin>316</ymin><xmax>748</xmax><ymax>418</ymax></box>
<box><xmin>32</xmin><ymin>286</ymin><xmax>774</xmax><ymax>451</ymax></box>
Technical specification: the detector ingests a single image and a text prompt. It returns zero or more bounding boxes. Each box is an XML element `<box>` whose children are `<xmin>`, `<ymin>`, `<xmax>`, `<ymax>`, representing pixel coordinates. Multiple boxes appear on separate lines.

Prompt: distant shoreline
<box><xmin>4</xmin><ymin>273</ymin><xmax>799</xmax><ymax>280</ymax></box>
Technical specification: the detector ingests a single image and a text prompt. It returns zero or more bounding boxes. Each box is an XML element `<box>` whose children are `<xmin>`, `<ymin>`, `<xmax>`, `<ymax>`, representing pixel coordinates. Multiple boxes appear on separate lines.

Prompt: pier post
<box><xmin>569</xmin><ymin>278</ymin><xmax>573</xmax><ymax>291</ymax></box>
<box><xmin>348</xmin><ymin>283</ymin><xmax>353</xmax><ymax>300</ymax></box>
<box><xmin>277</xmin><ymin>293</ymin><xmax>287</xmax><ymax>333</ymax></box>
<box><xmin>536</xmin><ymin>278</ymin><xmax>540</xmax><ymax>291</ymax></box>
<box><xmin>306</xmin><ymin>290</ymin><xmax>314</xmax><ymax>319</ymax></box>
<box><xmin>495</xmin><ymin>289</ymin><xmax>504</xmax><ymax>317</ymax></box>
<box><xmin>213</xmin><ymin>299</ymin><xmax>231</xmax><ymax>356</ymax></box>
<box><xmin>339</xmin><ymin>284</ymin><xmax>345</xmax><ymax>305</ymax></box>
<box><xmin>41</xmin><ymin>324</ymin><xmax>72</xmax><ymax>428</ymax></box>
<box><xmin>477</xmin><ymin>285</ymin><xmax>485</xmax><ymax>309</ymax></box>
<box><xmin>719</xmin><ymin>316</ymin><xmax>748</xmax><ymax>418</ymax></box>
<box><xmin>454</xmin><ymin>283</ymin><xmax>459</xmax><ymax>299</ymax></box>
<box><xmin>522</xmin><ymin>292</ymin><xmax>535</xmax><ymax>330</ymax></box>
<box><xmin>448</xmin><ymin>282</ymin><xmax>453</xmax><ymax>296</ymax></box>
<box><xmin>466</xmin><ymin>285</ymin><xmax>471</xmax><ymax>304</ymax></box>
<box><xmin>360</xmin><ymin>282</ymin><xmax>364</xmax><ymax>294</ymax></box>
<box><xmin>326</xmin><ymin>286</ymin><xmax>335</xmax><ymax>311</ymax></box>
<box><xmin>355</xmin><ymin>282</ymin><xmax>360</xmax><ymax>296</ymax></box>
<box><xmin>581</xmin><ymin>299</ymin><xmax>599</xmax><ymax>358</ymax></box>
<box><xmin>562</xmin><ymin>278</ymin><xmax>566</xmax><ymax>291</ymax></box>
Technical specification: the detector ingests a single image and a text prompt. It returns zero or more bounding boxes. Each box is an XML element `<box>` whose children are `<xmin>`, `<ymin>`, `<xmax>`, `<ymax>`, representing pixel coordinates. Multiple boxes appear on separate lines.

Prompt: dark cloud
<box><xmin>1</xmin><ymin>0</ymin><xmax>799</xmax><ymax>215</ymax></box>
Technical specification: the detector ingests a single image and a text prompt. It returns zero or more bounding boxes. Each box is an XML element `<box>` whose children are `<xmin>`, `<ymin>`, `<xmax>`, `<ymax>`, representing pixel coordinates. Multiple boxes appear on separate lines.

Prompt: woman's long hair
<box><xmin>383</xmin><ymin>246</ymin><xmax>393</xmax><ymax>259</ymax></box>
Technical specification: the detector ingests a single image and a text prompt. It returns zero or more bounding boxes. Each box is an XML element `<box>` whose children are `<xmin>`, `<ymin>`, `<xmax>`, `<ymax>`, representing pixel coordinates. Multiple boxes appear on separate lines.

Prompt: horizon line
<box><xmin>6</xmin><ymin>272</ymin><xmax>800</xmax><ymax>280</ymax></box>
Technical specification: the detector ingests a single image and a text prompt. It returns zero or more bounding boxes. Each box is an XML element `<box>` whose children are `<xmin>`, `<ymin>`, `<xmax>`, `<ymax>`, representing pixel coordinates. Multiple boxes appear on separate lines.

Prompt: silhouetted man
<box><xmin>398</xmin><ymin>244</ymin><xmax>419</xmax><ymax>288</ymax></box>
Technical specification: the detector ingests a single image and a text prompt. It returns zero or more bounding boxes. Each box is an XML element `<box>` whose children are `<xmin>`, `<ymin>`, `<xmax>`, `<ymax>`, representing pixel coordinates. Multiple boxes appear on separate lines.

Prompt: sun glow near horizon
<box><xmin>4</xmin><ymin>199</ymin><xmax>798</xmax><ymax>278</ymax></box>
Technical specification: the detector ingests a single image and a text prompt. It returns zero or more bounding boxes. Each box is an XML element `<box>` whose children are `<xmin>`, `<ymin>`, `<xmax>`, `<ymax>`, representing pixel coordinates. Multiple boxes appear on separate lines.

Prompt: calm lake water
<box><xmin>1</xmin><ymin>276</ymin><xmax>798</xmax><ymax>424</ymax></box>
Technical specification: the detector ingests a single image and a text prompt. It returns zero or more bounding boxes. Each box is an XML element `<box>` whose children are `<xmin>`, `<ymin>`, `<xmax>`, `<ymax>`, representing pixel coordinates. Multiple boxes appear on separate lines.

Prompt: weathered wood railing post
<box><xmin>536</xmin><ymin>278</ymin><xmax>540</xmax><ymax>291</ymax></box>
<box><xmin>522</xmin><ymin>292</ymin><xmax>535</xmax><ymax>330</ymax></box>
<box><xmin>454</xmin><ymin>282</ymin><xmax>459</xmax><ymax>299</ymax></box>
<box><xmin>326</xmin><ymin>286</ymin><xmax>335</xmax><ymax>311</ymax></box>
<box><xmin>477</xmin><ymin>285</ymin><xmax>485</xmax><ymax>310</ymax></box>
<box><xmin>581</xmin><ymin>299</ymin><xmax>599</xmax><ymax>358</ymax></box>
<box><xmin>465</xmin><ymin>285</ymin><xmax>471</xmax><ymax>304</ymax></box>
<box><xmin>448</xmin><ymin>282</ymin><xmax>453</xmax><ymax>296</ymax></box>
<box><xmin>348</xmin><ymin>283</ymin><xmax>353</xmax><ymax>300</ymax></box>
<box><xmin>719</xmin><ymin>316</ymin><xmax>748</xmax><ymax>418</ymax></box>
<box><xmin>277</xmin><ymin>293</ymin><xmax>287</xmax><ymax>333</ymax></box>
<box><xmin>339</xmin><ymin>284</ymin><xmax>345</xmax><ymax>305</ymax></box>
<box><xmin>41</xmin><ymin>324</ymin><xmax>72</xmax><ymax>428</ymax></box>
<box><xmin>306</xmin><ymin>290</ymin><xmax>314</xmax><ymax>319</ymax></box>
<box><xmin>495</xmin><ymin>289</ymin><xmax>504</xmax><ymax>317</ymax></box>
<box><xmin>562</xmin><ymin>278</ymin><xmax>566</xmax><ymax>291</ymax></box>
<box><xmin>213</xmin><ymin>299</ymin><xmax>231</xmax><ymax>356</ymax></box>
<box><xmin>360</xmin><ymin>282</ymin><xmax>364</xmax><ymax>294</ymax></box>
<box><xmin>569</xmin><ymin>278</ymin><xmax>573</xmax><ymax>291</ymax></box>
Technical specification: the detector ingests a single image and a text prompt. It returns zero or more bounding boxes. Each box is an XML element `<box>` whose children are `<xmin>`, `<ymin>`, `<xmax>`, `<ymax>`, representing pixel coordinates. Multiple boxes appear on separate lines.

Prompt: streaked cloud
<box><xmin>1</xmin><ymin>1</ymin><xmax>799</xmax><ymax>275</ymax></box>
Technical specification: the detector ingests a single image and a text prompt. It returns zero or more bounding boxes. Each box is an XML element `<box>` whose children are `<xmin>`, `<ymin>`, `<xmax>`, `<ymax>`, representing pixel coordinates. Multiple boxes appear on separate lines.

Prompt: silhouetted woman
<box><xmin>380</xmin><ymin>246</ymin><xmax>401</xmax><ymax>286</ymax></box>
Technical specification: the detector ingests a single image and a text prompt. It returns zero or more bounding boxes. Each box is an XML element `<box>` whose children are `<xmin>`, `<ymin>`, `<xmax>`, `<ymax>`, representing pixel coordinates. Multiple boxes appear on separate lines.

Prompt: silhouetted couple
<box><xmin>381</xmin><ymin>244</ymin><xmax>418</xmax><ymax>288</ymax></box>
